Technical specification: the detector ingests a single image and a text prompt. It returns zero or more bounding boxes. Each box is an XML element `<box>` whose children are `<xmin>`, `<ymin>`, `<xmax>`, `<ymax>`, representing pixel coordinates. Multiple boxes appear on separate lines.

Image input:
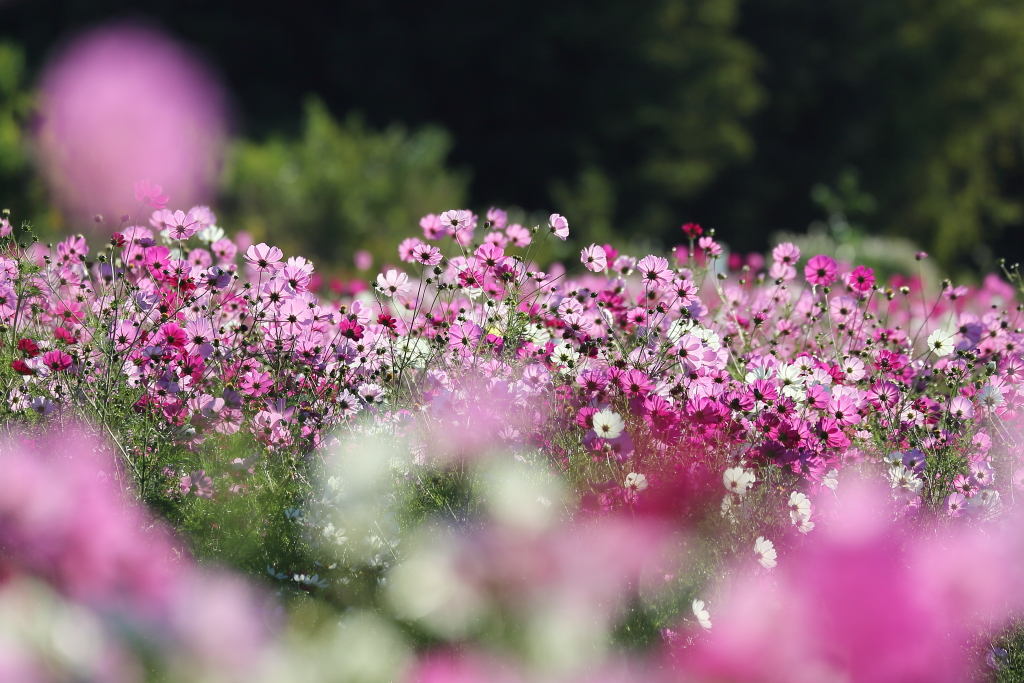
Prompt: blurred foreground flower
<box><xmin>35</xmin><ymin>23</ymin><xmax>226</xmax><ymax>223</ymax></box>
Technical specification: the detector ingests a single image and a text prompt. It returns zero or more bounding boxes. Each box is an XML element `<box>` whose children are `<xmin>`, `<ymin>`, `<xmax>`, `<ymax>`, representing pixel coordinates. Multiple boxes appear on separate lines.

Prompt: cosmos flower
<box><xmin>754</xmin><ymin>536</ymin><xmax>777</xmax><ymax>569</ymax></box>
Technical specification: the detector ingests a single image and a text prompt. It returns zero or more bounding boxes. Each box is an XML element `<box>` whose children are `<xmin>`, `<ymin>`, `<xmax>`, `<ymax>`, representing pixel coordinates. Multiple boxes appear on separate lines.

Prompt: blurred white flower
<box><xmin>691</xmin><ymin>599</ymin><xmax>712</xmax><ymax>630</ymax></box>
<box><xmin>754</xmin><ymin>536</ymin><xmax>777</xmax><ymax>570</ymax></box>
<box><xmin>889</xmin><ymin>465</ymin><xmax>923</xmax><ymax>494</ymax></box>
<box><xmin>722</xmin><ymin>467</ymin><xmax>755</xmax><ymax>496</ymax></box>
<box><xmin>788</xmin><ymin>491</ymin><xmax>812</xmax><ymax>524</ymax></box>
<box><xmin>624</xmin><ymin>472</ymin><xmax>649</xmax><ymax>492</ymax></box>
<box><xmin>823</xmin><ymin>469</ymin><xmax>839</xmax><ymax>491</ymax></box>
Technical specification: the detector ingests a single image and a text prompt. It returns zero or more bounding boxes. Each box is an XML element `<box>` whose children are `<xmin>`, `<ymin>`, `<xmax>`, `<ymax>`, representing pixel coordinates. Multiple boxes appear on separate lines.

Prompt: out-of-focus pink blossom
<box><xmin>674</xmin><ymin>481</ymin><xmax>1024</xmax><ymax>683</ymax></box>
<box><xmin>36</xmin><ymin>24</ymin><xmax>227</xmax><ymax>223</ymax></box>
<box><xmin>354</xmin><ymin>249</ymin><xmax>374</xmax><ymax>271</ymax></box>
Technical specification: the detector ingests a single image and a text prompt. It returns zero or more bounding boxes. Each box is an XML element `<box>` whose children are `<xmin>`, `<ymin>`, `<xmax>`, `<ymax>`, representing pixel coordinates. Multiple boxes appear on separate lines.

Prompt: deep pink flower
<box><xmin>42</xmin><ymin>349</ymin><xmax>73</xmax><ymax>372</ymax></box>
<box><xmin>804</xmin><ymin>254</ymin><xmax>838</xmax><ymax>286</ymax></box>
<box><xmin>847</xmin><ymin>265</ymin><xmax>876</xmax><ymax>293</ymax></box>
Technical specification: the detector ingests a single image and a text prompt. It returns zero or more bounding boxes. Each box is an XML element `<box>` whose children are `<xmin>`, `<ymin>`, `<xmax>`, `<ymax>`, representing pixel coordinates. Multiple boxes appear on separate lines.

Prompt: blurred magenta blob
<box><xmin>35</xmin><ymin>23</ymin><xmax>227</xmax><ymax>223</ymax></box>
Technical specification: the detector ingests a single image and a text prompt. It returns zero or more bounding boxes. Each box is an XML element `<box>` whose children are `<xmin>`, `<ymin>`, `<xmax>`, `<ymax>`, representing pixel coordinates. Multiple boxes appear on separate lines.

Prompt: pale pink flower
<box><xmin>134</xmin><ymin>179</ymin><xmax>169</xmax><ymax>209</ymax></box>
<box><xmin>420</xmin><ymin>213</ymin><xmax>447</xmax><ymax>240</ymax></box>
<box><xmin>244</xmin><ymin>243</ymin><xmax>283</xmax><ymax>271</ymax></box>
<box><xmin>412</xmin><ymin>243</ymin><xmax>442</xmax><ymax>266</ymax></box>
<box><xmin>581</xmin><ymin>243</ymin><xmax>608</xmax><ymax>272</ymax></box>
<box><xmin>166</xmin><ymin>210</ymin><xmax>200</xmax><ymax>240</ymax></box>
<box><xmin>637</xmin><ymin>255</ymin><xmax>671</xmax><ymax>287</ymax></box>
<box><xmin>772</xmin><ymin>242</ymin><xmax>801</xmax><ymax>266</ymax></box>
<box><xmin>398</xmin><ymin>237</ymin><xmax>425</xmax><ymax>263</ymax></box>
<box><xmin>376</xmin><ymin>269</ymin><xmax>412</xmax><ymax>297</ymax></box>
<box><xmin>505</xmin><ymin>223</ymin><xmax>532</xmax><ymax>248</ymax></box>
<box><xmin>549</xmin><ymin>213</ymin><xmax>569</xmax><ymax>240</ymax></box>
<box><xmin>354</xmin><ymin>249</ymin><xmax>373</xmax><ymax>271</ymax></box>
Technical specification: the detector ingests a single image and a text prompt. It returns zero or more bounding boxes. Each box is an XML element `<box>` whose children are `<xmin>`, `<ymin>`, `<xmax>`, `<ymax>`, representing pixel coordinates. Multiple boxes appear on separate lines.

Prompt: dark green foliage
<box><xmin>218</xmin><ymin>98</ymin><xmax>469</xmax><ymax>268</ymax></box>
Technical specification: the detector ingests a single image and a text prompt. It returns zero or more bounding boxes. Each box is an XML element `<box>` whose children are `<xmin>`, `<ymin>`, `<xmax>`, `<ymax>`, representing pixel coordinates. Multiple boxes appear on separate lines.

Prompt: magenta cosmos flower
<box><xmin>804</xmin><ymin>254</ymin><xmax>838</xmax><ymax>286</ymax></box>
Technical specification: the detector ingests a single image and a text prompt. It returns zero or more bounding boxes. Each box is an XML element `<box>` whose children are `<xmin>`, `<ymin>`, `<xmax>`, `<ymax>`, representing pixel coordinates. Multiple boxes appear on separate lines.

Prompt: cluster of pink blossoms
<box><xmin>0</xmin><ymin>184</ymin><xmax>1019</xmax><ymax>548</ymax></box>
<box><xmin>368</xmin><ymin>209</ymin><xmax>1021</xmax><ymax>535</ymax></box>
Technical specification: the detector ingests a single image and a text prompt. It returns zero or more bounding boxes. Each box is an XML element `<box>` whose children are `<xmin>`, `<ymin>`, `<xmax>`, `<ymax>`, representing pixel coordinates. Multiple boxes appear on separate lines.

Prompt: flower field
<box><xmin>2</xmin><ymin>186</ymin><xmax>1024</xmax><ymax>681</ymax></box>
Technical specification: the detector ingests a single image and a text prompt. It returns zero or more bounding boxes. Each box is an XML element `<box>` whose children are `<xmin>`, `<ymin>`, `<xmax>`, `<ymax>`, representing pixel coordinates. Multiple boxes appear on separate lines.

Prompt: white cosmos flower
<box><xmin>978</xmin><ymin>382</ymin><xmax>1005</xmax><ymax>409</ymax></box>
<box><xmin>666</xmin><ymin>317</ymin><xmax>696</xmax><ymax>343</ymax></box>
<box><xmin>888</xmin><ymin>465</ymin><xmax>923</xmax><ymax>494</ymax></box>
<box><xmin>795</xmin><ymin>518</ymin><xmax>815</xmax><ymax>534</ymax></box>
<box><xmin>744</xmin><ymin>364</ymin><xmax>773</xmax><ymax>383</ymax></box>
<box><xmin>197</xmin><ymin>225</ymin><xmax>225</xmax><ymax>244</ymax></box>
<box><xmin>926</xmin><ymin>329</ymin><xmax>955</xmax><ymax>357</ymax></box>
<box><xmin>823</xmin><ymin>469</ymin><xmax>839</xmax><ymax>491</ymax></box>
<box><xmin>592</xmin><ymin>409</ymin><xmax>625</xmax><ymax>439</ymax></box>
<box><xmin>722</xmin><ymin>467</ymin><xmax>755</xmax><ymax>496</ymax></box>
<box><xmin>776</xmin><ymin>363</ymin><xmax>804</xmax><ymax>387</ymax></box>
<box><xmin>692</xmin><ymin>327</ymin><xmax>721</xmax><ymax>351</ymax></box>
<box><xmin>788</xmin><ymin>491</ymin><xmax>812</xmax><ymax>524</ymax></box>
<box><xmin>692</xmin><ymin>599</ymin><xmax>712</xmax><ymax>630</ymax></box>
<box><xmin>524</xmin><ymin>322</ymin><xmax>551</xmax><ymax>344</ymax></box>
<box><xmin>549</xmin><ymin>341</ymin><xmax>581</xmax><ymax>374</ymax></box>
<box><xmin>754</xmin><ymin>536</ymin><xmax>777</xmax><ymax>569</ymax></box>
<box><xmin>624</xmin><ymin>472</ymin><xmax>649</xmax><ymax>492</ymax></box>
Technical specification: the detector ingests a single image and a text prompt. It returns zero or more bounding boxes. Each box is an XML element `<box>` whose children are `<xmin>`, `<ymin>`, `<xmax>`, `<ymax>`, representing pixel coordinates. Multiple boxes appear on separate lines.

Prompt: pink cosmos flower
<box><xmin>440</xmin><ymin>209</ymin><xmax>473</xmax><ymax>236</ymax></box>
<box><xmin>420</xmin><ymin>213</ymin><xmax>447</xmax><ymax>240</ymax></box>
<box><xmin>244</xmin><ymin>243</ymin><xmax>284</xmax><ymax>271</ymax></box>
<box><xmin>412</xmin><ymin>243</ymin><xmax>443</xmax><ymax>266</ymax></box>
<box><xmin>399</xmin><ymin>237</ymin><xmax>425</xmax><ymax>263</ymax></box>
<box><xmin>768</xmin><ymin>261</ymin><xmax>796</xmax><ymax>282</ymax></box>
<box><xmin>772</xmin><ymin>242</ymin><xmax>801</xmax><ymax>266</ymax></box>
<box><xmin>486</xmin><ymin>206</ymin><xmax>508</xmax><ymax>229</ymax></box>
<box><xmin>239</xmin><ymin>369</ymin><xmax>272</xmax><ymax>397</ymax></box>
<box><xmin>56</xmin><ymin>235</ymin><xmax>88</xmax><ymax>264</ymax></box>
<box><xmin>134</xmin><ymin>179</ymin><xmax>169</xmax><ymax>209</ymax></box>
<box><xmin>376</xmin><ymin>269</ymin><xmax>412</xmax><ymax>297</ymax></box>
<box><xmin>483</xmin><ymin>230</ymin><xmax>509</xmax><ymax>249</ymax></box>
<box><xmin>474</xmin><ymin>243</ymin><xmax>505</xmax><ymax>271</ymax></box>
<box><xmin>945</xmin><ymin>492</ymin><xmax>966</xmax><ymax>517</ymax></box>
<box><xmin>36</xmin><ymin>25</ymin><xmax>226</xmax><ymax>220</ymax></box>
<box><xmin>166</xmin><ymin>210</ymin><xmax>200</xmax><ymax>240</ymax></box>
<box><xmin>805</xmin><ymin>254</ymin><xmax>838</xmax><ymax>286</ymax></box>
<box><xmin>549</xmin><ymin>213</ymin><xmax>569</xmax><ymax>240</ymax></box>
<box><xmin>637</xmin><ymin>255</ymin><xmax>672</xmax><ymax>287</ymax></box>
<box><xmin>846</xmin><ymin>265</ymin><xmax>876</xmax><ymax>293</ymax></box>
<box><xmin>581</xmin><ymin>243</ymin><xmax>608</xmax><ymax>272</ymax></box>
<box><xmin>211</xmin><ymin>237</ymin><xmax>237</xmax><ymax>263</ymax></box>
<box><xmin>698</xmin><ymin>236</ymin><xmax>723</xmax><ymax>257</ymax></box>
<box><xmin>354</xmin><ymin>249</ymin><xmax>373</xmax><ymax>271</ymax></box>
<box><xmin>42</xmin><ymin>350</ymin><xmax>73</xmax><ymax>372</ymax></box>
<box><xmin>505</xmin><ymin>224</ymin><xmax>532</xmax><ymax>248</ymax></box>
